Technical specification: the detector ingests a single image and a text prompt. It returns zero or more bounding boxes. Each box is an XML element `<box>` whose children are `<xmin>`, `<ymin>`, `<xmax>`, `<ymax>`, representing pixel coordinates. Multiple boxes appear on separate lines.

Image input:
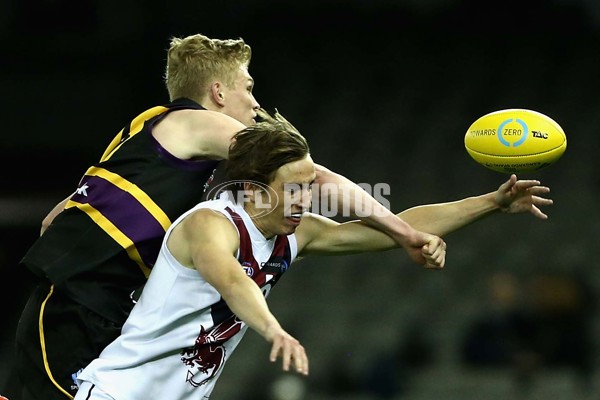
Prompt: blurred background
<box><xmin>2</xmin><ymin>0</ymin><xmax>600</xmax><ymax>399</ymax></box>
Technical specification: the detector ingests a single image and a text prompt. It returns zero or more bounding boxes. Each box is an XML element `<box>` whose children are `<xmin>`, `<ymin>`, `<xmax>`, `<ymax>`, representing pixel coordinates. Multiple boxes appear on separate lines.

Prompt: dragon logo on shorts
<box><xmin>180</xmin><ymin>317</ymin><xmax>243</xmax><ymax>387</ymax></box>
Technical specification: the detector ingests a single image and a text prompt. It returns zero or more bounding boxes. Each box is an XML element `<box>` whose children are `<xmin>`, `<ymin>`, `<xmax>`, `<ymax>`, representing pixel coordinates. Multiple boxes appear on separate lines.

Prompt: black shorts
<box><xmin>12</xmin><ymin>282</ymin><xmax>121</xmax><ymax>400</ymax></box>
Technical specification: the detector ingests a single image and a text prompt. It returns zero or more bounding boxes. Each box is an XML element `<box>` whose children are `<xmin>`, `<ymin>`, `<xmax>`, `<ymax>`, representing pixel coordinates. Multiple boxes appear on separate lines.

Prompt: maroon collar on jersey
<box><xmin>224</xmin><ymin>206</ymin><xmax>292</xmax><ymax>288</ymax></box>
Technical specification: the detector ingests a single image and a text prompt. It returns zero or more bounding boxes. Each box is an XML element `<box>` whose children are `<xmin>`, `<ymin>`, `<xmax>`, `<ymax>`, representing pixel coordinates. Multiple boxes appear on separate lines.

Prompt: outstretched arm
<box><xmin>169</xmin><ymin>209</ymin><xmax>309</xmax><ymax>376</ymax></box>
<box><xmin>313</xmin><ymin>163</ymin><xmax>443</xmax><ymax>267</ymax></box>
<box><xmin>297</xmin><ymin>174</ymin><xmax>551</xmax><ymax>256</ymax></box>
<box><xmin>397</xmin><ymin>175</ymin><xmax>551</xmax><ymax>234</ymax></box>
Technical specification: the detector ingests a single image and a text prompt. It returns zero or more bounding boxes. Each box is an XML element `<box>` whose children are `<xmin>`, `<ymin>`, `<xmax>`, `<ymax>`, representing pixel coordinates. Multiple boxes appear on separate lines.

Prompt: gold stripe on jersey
<box><xmin>100</xmin><ymin>106</ymin><xmax>168</xmax><ymax>162</ymax></box>
<box><xmin>64</xmin><ymin>200</ymin><xmax>152</xmax><ymax>278</ymax></box>
<box><xmin>40</xmin><ymin>285</ymin><xmax>75</xmax><ymax>399</ymax></box>
<box><xmin>65</xmin><ymin>166</ymin><xmax>171</xmax><ymax>278</ymax></box>
<box><xmin>80</xmin><ymin>167</ymin><xmax>172</xmax><ymax>231</ymax></box>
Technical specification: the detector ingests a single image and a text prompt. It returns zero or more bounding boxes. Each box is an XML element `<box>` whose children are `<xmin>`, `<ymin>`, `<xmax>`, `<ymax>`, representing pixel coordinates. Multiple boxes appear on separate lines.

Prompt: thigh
<box><xmin>15</xmin><ymin>283</ymin><xmax>121</xmax><ymax>400</ymax></box>
<box><xmin>0</xmin><ymin>267</ymin><xmax>37</xmax><ymax>399</ymax></box>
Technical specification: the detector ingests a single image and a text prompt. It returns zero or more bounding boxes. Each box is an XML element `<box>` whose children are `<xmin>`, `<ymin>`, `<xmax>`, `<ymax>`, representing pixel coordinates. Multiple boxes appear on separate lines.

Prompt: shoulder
<box><xmin>169</xmin><ymin>206</ymin><xmax>240</xmax><ymax>262</ymax></box>
<box><xmin>180</xmin><ymin>109</ymin><xmax>245</xmax><ymax>131</ymax></box>
<box><xmin>159</xmin><ymin>109</ymin><xmax>244</xmax><ymax>134</ymax></box>
<box><xmin>153</xmin><ymin>109</ymin><xmax>246</xmax><ymax>160</ymax></box>
<box><xmin>182</xmin><ymin>206</ymin><xmax>236</xmax><ymax>233</ymax></box>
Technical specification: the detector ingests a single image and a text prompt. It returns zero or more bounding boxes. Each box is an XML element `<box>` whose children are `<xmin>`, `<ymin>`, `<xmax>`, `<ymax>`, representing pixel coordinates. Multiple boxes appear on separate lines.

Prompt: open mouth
<box><xmin>287</xmin><ymin>212</ymin><xmax>303</xmax><ymax>225</ymax></box>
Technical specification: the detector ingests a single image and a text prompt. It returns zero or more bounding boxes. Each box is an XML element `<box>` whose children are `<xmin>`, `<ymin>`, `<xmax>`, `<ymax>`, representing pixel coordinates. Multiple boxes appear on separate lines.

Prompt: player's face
<box><xmin>221</xmin><ymin>66</ymin><xmax>260</xmax><ymax>127</ymax></box>
<box><xmin>250</xmin><ymin>155</ymin><xmax>315</xmax><ymax>238</ymax></box>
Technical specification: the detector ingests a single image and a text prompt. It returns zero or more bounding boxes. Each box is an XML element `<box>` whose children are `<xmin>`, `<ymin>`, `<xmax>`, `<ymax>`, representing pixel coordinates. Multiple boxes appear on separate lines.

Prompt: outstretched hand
<box><xmin>266</xmin><ymin>324</ymin><xmax>309</xmax><ymax>376</ymax></box>
<box><xmin>495</xmin><ymin>174</ymin><xmax>553</xmax><ymax>219</ymax></box>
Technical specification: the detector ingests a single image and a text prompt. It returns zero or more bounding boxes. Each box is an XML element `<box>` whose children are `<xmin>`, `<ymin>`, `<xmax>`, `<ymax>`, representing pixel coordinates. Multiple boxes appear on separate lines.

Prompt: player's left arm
<box><xmin>395</xmin><ymin>175</ymin><xmax>552</xmax><ymax>234</ymax></box>
<box><xmin>297</xmin><ymin>174</ymin><xmax>552</xmax><ymax>256</ymax></box>
<box><xmin>313</xmin><ymin>163</ymin><xmax>441</xmax><ymax>266</ymax></box>
<box><xmin>296</xmin><ymin>213</ymin><xmax>396</xmax><ymax>256</ymax></box>
<box><xmin>40</xmin><ymin>193</ymin><xmax>74</xmax><ymax>235</ymax></box>
<box><xmin>313</xmin><ymin>163</ymin><xmax>412</xmax><ymax>237</ymax></box>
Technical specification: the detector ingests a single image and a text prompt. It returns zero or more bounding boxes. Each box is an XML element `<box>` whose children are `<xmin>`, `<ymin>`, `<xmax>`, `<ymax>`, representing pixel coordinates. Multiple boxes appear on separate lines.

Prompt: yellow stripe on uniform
<box><xmin>73</xmin><ymin>167</ymin><xmax>173</xmax><ymax>232</ymax></box>
<box><xmin>39</xmin><ymin>285</ymin><xmax>75</xmax><ymax>399</ymax></box>
<box><xmin>100</xmin><ymin>106</ymin><xmax>168</xmax><ymax>162</ymax></box>
<box><xmin>65</xmin><ymin>201</ymin><xmax>152</xmax><ymax>278</ymax></box>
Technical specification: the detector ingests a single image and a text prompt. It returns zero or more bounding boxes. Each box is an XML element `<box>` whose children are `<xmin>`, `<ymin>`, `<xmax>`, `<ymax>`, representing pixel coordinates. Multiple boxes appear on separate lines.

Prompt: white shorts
<box><xmin>75</xmin><ymin>381</ymin><xmax>116</xmax><ymax>400</ymax></box>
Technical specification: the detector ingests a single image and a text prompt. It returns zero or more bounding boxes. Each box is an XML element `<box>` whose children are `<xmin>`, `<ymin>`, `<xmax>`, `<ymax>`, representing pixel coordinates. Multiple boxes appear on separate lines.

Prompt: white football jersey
<box><xmin>76</xmin><ymin>193</ymin><xmax>298</xmax><ymax>399</ymax></box>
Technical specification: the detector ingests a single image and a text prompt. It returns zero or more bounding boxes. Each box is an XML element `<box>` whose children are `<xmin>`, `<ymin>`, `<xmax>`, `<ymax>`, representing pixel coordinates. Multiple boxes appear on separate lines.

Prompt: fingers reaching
<box><xmin>495</xmin><ymin>174</ymin><xmax>553</xmax><ymax>219</ymax></box>
<box><xmin>269</xmin><ymin>332</ymin><xmax>309</xmax><ymax>376</ymax></box>
<box><xmin>530</xmin><ymin>204</ymin><xmax>548</xmax><ymax>220</ymax></box>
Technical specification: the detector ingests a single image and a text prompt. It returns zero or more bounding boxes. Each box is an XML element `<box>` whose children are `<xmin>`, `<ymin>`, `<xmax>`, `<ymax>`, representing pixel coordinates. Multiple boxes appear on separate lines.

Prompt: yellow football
<box><xmin>464</xmin><ymin>109</ymin><xmax>567</xmax><ymax>174</ymax></box>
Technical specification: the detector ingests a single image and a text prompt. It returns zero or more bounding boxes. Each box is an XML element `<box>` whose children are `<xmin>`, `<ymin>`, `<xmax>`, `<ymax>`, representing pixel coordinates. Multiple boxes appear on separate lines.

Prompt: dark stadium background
<box><xmin>2</xmin><ymin>1</ymin><xmax>600</xmax><ymax>399</ymax></box>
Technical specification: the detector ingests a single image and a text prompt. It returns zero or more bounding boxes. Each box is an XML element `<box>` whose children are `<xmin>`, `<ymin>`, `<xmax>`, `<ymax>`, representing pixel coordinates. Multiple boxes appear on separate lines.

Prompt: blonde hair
<box><xmin>164</xmin><ymin>33</ymin><xmax>252</xmax><ymax>102</ymax></box>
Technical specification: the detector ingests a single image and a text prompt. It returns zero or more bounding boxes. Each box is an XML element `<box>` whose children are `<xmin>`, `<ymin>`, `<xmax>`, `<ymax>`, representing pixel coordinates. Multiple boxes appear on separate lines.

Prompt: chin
<box><xmin>281</xmin><ymin>225</ymin><xmax>299</xmax><ymax>236</ymax></box>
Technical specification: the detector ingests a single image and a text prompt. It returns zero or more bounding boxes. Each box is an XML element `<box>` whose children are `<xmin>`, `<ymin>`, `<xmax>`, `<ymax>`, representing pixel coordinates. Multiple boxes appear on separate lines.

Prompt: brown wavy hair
<box><xmin>226</xmin><ymin>109</ymin><xmax>310</xmax><ymax>185</ymax></box>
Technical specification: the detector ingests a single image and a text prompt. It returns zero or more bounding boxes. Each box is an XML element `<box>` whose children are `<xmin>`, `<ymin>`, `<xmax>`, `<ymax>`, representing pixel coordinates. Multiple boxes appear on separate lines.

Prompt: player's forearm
<box><xmin>220</xmin><ymin>275</ymin><xmax>281</xmax><ymax>339</ymax></box>
<box><xmin>313</xmin><ymin>164</ymin><xmax>415</xmax><ymax>242</ymax></box>
<box><xmin>398</xmin><ymin>192</ymin><xmax>500</xmax><ymax>236</ymax></box>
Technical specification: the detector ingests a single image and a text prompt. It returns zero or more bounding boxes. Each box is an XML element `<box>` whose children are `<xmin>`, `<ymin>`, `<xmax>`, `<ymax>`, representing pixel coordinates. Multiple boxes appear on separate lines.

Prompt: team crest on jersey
<box><xmin>180</xmin><ymin>318</ymin><xmax>243</xmax><ymax>387</ymax></box>
<box><xmin>241</xmin><ymin>261</ymin><xmax>254</xmax><ymax>277</ymax></box>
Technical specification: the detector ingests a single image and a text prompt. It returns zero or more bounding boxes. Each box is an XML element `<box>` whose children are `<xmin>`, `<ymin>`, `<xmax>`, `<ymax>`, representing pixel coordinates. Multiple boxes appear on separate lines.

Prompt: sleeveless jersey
<box><xmin>21</xmin><ymin>97</ymin><xmax>220</xmax><ymax>323</ymax></box>
<box><xmin>76</xmin><ymin>193</ymin><xmax>298</xmax><ymax>399</ymax></box>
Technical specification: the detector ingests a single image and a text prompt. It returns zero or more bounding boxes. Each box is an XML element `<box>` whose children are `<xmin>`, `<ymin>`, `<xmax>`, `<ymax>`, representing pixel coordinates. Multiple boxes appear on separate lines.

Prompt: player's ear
<box><xmin>243</xmin><ymin>182</ymin><xmax>271</xmax><ymax>205</ymax></box>
<box><xmin>211</xmin><ymin>82</ymin><xmax>226</xmax><ymax>106</ymax></box>
<box><xmin>242</xmin><ymin>182</ymin><xmax>257</xmax><ymax>205</ymax></box>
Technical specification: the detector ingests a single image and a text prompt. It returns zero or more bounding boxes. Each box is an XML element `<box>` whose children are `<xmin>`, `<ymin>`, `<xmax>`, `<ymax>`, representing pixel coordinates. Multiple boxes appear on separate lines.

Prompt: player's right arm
<box><xmin>167</xmin><ymin>209</ymin><xmax>309</xmax><ymax>375</ymax></box>
<box><xmin>153</xmin><ymin>109</ymin><xmax>246</xmax><ymax>161</ymax></box>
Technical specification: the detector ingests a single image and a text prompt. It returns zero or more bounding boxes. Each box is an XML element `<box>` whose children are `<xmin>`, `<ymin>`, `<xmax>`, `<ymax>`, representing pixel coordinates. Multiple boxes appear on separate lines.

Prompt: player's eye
<box><xmin>284</xmin><ymin>184</ymin><xmax>301</xmax><ymax>196</ymax></box>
